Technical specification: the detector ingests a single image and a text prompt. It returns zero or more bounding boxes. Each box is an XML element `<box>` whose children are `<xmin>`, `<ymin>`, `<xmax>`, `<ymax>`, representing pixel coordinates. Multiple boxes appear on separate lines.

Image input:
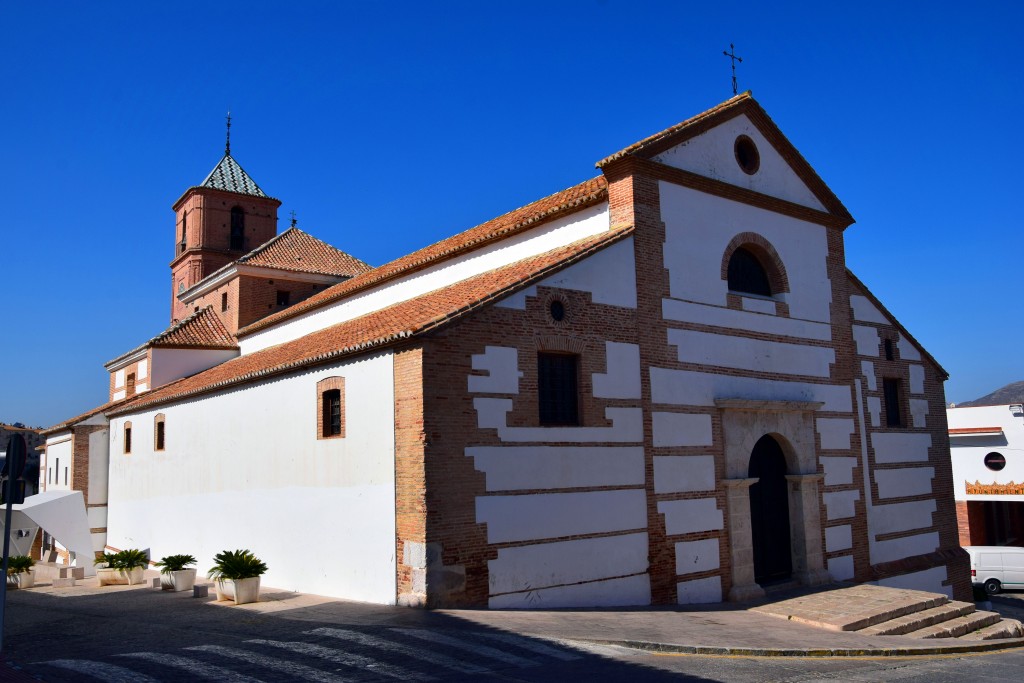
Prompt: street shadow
<box><xmin>4</xmin><ymin>587</ymin><xmax>720</xmax><ymax>682</ymax></box>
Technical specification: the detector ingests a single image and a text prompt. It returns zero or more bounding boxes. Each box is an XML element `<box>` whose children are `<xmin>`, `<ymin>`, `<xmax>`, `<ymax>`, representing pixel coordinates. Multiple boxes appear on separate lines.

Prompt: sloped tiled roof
<box><xmin>42</xmin><ymin>395</ymin><xmax>143</xmax><ymax>435</ymax></box>
<box><xmin>109</xmin><ymin>225</ymin><xmax>633</xmax><ymax>416</ymax></box>
<box><xmin>238</xmin><ymin>227</ymin><xmax>372</xmax><ymax>278</ymax></box>
<box><xmin>105</xmin><ymin>306</ymin><xmax>238</xmax><ymax>369</ymax></box>
<box><xmin>596</xmin><ymin>93</ymin><xmax>754</xmax><ymax>167</ymax></box>
<box><xmin>200</xmin><ymin>154</ymin><xmax>268</xmax><ymax>197</ymax></box>
<box><xmin>595</xmin><ymin>92</ymin><xmax>853</xmax><ymax>225</ymax></box>
<box><xmin>238</xmin><ymin>176</ymin><xmax>609</xmax><ymax>336</ymax></box>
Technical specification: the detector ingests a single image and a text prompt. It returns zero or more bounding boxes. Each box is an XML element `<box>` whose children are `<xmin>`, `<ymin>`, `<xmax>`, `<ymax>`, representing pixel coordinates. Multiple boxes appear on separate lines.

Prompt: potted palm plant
<box><xmin>155</xmin><ymin>554</ymin><xmax>198</xmax><ymax>592</ymax></box>
<box><xmin>6</xmin><ymin>555</ymin><xmax>35</xmax><ymax>589</ymax></box>
<box><xmin>208</xmin><ymin>549</ymin><xmax>267</xmax><ymax>605</ymax></box>
<box><xmin>95</xmin><ymin>549</ymin><xmax>149</xmax><ymax>586</ymax></box>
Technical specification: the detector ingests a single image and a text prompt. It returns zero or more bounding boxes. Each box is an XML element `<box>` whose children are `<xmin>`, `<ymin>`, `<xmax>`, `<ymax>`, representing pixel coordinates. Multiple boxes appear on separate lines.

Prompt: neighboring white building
<box><xmin>948</xmin><ymin>404</ymin><xmax>1024</xmax><ymax>547</ymax></box>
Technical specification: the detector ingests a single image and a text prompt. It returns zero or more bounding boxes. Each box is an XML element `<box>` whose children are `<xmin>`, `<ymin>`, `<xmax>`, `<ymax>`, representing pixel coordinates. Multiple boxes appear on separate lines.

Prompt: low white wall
<box><xmin>105</xmin><ymin>351</ymin><xmax>397</xmax><ymax>603</ymax></box>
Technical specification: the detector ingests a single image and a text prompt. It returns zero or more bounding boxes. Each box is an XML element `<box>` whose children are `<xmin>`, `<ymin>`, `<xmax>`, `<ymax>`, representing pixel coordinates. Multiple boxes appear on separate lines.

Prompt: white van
<box><xmin>964</xmin><ymin>546</ymin><xmax>1024</xmax><ymax>594</ymax></box>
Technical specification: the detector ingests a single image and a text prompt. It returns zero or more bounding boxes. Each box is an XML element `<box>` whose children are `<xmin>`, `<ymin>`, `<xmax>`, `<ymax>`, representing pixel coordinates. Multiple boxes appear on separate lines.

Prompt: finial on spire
<box><xmin>225</xmin><ymin>110</ymin><xmax>232</xmax><ymax>156</ymax></box>
<box><xmin>723</xmin><ymin>43</ymin><xmax>743</xmax><ymax>96</ymax></box>
<box><xmin>290</xmin><ymin>210</ymin><xmax>297</xmax><ymax>228</ymax></box>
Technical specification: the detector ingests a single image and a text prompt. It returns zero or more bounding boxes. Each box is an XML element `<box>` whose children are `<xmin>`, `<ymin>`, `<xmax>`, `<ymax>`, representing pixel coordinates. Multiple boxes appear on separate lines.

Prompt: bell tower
<box><xmin>169</xmin><ymin>115</ymin><xmax>282</xmax><ymax>322</ymax></box>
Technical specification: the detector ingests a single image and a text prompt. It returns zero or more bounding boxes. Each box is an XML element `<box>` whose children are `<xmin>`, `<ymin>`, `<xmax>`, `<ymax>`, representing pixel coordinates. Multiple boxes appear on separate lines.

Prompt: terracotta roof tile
<box><xmin>110</xmin><ymin>225</ymin><xmax>633</xmax><ymax>416</ymax></box>
<box><xmin>237</xmin><ymin>176</ymin><xmax>609</xmax><ymax>337</ymax></box>
<box><xmin>239</xmin><ymin>227</ymin><xmax>371</xmax><ymax>278</ymax></box>
<box><xmin>105</xmin><ymin>306</ymin><xmax>238</xmax><ymax>368</ymax></box>
<box><xmin>42</xmin><ymin>395</ymin><xmax>144</xmax><ymax>435</ymax></box>
<box><xmin>596</xmin><ymin>92</ymin><xmax>753</xmax><ymax>168</ymax></box>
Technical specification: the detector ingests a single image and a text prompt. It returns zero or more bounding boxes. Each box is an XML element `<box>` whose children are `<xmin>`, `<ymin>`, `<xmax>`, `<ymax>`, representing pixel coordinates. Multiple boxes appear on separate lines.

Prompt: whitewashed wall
<box><xmin>660</xmin><ymin>183</ymin><xmax>832</xmax><ymax>325</ymax></box>
<box><xmin>105</xmin><ymin>351</ymin><xmax>397</xmax><ymax>604</ymax></box>
<box><xmin>242</xmin><ymin>203</ymin><xmax>610</xmax><ymax>353</ymax></box>
<box><xmin>472</xmin><ymin>246</ymin><xmax>653</xmax><ymax>608</ymax></box>
<box><xmin>850</xmin><ymin>294</ymin><xmax>939</xmax><ymax>568</ymax></box>
<box><xmin>149</xmin><ymin>348</ymin><xmax>240</xmax><ymax>390</ymax></box>
<box><xmin>653</xmin><ymin>114</ymin><xmax>827</xmax><ymax>211</ymax></box>
<box><xmin>44</xmin><ymin>435</ymin><xmax>72</xmax><ymax>491</ymax></box>
<box><xmin>949</xmin><ymin>405</ymin><xmax>1024</xmax><ymax>501</ymax></box>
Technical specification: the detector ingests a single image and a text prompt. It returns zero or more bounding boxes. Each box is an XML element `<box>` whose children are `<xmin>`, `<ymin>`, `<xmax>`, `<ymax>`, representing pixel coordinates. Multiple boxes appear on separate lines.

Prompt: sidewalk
<box><xmin>10</xmin><ymin>573</ymin><xmax>1024</xmax><ymax>661</ymax></box>
<box><xmin>441</xmin><ymin>602</ymin><xmax>1024</xmax><ymax>657</ymax></box>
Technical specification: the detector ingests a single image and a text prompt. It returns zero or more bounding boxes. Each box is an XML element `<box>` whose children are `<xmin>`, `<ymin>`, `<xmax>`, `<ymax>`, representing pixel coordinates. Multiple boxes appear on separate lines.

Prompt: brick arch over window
<box><xmin>720</xmin><ymin>232</ymin><xmax>790</xmax><ymax>296</ymax></box>
<box><xmin>317</xmin><ymin>376</ymin><xmax>346</xmax><ymax>439</ymax></box>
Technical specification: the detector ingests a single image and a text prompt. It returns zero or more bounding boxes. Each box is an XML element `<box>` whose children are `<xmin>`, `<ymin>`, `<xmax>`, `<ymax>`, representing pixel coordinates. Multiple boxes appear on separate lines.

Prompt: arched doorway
<box><xmin>748</xmin><ymin>434</ymin><xmax>792</xmax><ymax>586</ymax></box>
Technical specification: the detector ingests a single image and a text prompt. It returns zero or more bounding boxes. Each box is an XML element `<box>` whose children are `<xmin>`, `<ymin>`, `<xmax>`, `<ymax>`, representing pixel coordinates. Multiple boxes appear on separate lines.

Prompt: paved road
<box><xmin>5</xmin><ymin>583</ymin><xmax>1024</xmax><ymax>682</ymax></box>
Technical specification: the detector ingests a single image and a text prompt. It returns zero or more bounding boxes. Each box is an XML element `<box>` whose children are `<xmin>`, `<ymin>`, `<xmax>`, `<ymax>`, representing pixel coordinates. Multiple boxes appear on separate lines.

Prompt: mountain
<box><xmin>956</xmin><ymin>381</ymin><xmax>1024</xmax><ymax>408</ymax></box>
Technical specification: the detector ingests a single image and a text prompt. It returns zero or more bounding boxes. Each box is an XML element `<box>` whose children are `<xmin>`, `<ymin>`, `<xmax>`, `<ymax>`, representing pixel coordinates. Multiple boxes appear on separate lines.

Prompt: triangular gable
<box><xmin>846</xmin><ymin>269</ymin><xmax>948</xmax><ymax>379</ymax></box>
<box><xmin>597</xmin><ymin>93</ymin><xmax>853</xmax><ymax>226</ymax></box>
<box><xmin>651</xmin><ymin>112</ymin><xmax>826</xmax><ymax>212</ymax></box>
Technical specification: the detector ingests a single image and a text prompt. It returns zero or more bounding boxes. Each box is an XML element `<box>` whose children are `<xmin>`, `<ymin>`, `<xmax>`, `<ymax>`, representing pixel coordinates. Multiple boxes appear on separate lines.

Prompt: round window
<box><xmin>549</xmin><ymin>300</ymin><xmax>566</xmax><ymax>322</ymax></box>
<box><xmin>734</xmin><ymin>135</ymin><xmax>760</xmax><ymax>175</ymax></box>
<box><xmin>984</xmin><ymin>452</ymin><xmax>1006</xmax><ymax>472</ymax></box>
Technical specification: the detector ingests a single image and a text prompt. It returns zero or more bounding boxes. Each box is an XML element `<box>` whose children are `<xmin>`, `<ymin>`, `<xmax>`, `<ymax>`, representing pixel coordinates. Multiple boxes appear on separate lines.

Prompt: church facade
<box><xmin>42</xmin><ymin>93</ymin><xmax>969</xmax><ymax>607</ymax></box>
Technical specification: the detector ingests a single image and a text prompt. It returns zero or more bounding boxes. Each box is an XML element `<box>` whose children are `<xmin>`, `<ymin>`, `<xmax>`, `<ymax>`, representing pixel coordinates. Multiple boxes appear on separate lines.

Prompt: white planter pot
<box><xmin>97</xmin><ymin>567</ymin><xmax>145</xmax><ymax>586</ymax></box>
<box><xmin>161</xmin><ymin>568</ymin><xmax>197</xmax><ymax>592</ymax></box>
<box><xmin>6</xmin><ymin>572</ymin><xmax>34</xmax><ymax>589</ymax></box>
<box><xmin>214</xmin><ymin>576</ymin><xmax>261</xmax><ymax>604</ymax></box>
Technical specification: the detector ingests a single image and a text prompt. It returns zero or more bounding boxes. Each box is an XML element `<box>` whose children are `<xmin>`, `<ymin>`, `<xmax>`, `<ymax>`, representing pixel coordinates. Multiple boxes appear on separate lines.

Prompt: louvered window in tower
<box><xmin>230</xmin><ymin>207</ymin><xmax>245</xmax><ymax>250</ymax></box>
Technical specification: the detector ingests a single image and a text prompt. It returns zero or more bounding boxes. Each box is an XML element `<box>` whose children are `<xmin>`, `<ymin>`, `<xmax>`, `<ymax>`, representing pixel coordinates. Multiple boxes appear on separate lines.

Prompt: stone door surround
<box><xmin>716</xmin><ymin>399</ymin><xmax>831</xmax><ymax>601</ymax></box>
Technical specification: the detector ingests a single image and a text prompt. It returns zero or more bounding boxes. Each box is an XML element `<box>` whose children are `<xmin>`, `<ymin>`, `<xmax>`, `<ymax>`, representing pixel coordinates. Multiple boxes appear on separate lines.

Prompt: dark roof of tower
<box><xmin>200</xmin><ymin>154</ymin><xmax>268</xmax><ymax>197</ymax></box>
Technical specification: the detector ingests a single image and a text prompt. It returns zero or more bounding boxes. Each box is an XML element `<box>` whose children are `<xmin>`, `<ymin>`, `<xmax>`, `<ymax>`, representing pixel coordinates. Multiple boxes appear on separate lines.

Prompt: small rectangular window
<box><xmin>155</xmin><ymin>421</ymin><xmax>165</xmax><ymax>451</ymax></box>
<box><xmin>323</xmin><ymin>389</ymin><xmax>342</xmax><ymax>437</ymax></box>
<box><xmin>126</xmin><ymin>373</ymin><xmax>136</xmax><ymax>396</ymax></box>
<box><xmin>125</xmin><ymin>426</ymin><xmax>133</xmax><ymax>454</ymax></box>
<box><xmin>538</xmin><ymin>353</ymin><xmax>580</xmax><ymax>426</ymax></box>
<box><xmin>883</xmin><ymin>378</ymin><xmax>902</xmax><ymax>428</ymax></box>
<box><xmin>277</xmin><ymin>290</ymin><xmax>291</xmax><ymax>307</ymax></box>
<box><xmin>64</xmin><ymin>467</ymin><xmax>68</xmax><ymax>486</ymax></box>
<box><xmin>884</xmin><ymin>339</ymin><xmax>894</xmax><ymax>361</ymax></box>
<box><xmin>221</xmin><ymin>292</ymin><xmax>228</xmax><ymax>312</ymax></box>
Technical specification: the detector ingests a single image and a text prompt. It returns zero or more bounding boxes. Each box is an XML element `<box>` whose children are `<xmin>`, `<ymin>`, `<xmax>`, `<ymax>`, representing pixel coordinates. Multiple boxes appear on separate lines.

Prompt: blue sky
<box><xmin>1</xmin><ymin>2</ymin><xmax>1019</xmax><ymax>427</ymax></box>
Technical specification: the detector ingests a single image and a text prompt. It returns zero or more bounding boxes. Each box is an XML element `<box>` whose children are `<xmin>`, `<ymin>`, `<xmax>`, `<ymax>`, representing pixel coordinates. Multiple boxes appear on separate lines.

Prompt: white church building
<box><xmin>41</xmin><ymin>93</ymin><xmax>970</xmax><ymax>608</ymax></box>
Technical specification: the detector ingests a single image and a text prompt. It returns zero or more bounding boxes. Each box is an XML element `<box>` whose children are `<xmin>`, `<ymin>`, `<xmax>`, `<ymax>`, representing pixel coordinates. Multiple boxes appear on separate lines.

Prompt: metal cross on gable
<box><xmin>723</xmin><ymin>43</ymin><xmax>743</xmax><ymax>96</ymax></box>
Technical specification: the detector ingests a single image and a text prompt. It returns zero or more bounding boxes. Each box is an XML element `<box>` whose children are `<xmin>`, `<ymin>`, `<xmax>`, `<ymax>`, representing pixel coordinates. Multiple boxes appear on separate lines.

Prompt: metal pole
<box><xmin>0</xmin><ymin>463</ymin><xmax>15</xmax><ymax>654</ymax></box>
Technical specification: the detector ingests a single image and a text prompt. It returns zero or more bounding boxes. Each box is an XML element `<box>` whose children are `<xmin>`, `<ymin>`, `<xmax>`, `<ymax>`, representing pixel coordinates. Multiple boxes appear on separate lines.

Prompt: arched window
<box><xmin>124</xmin><ymin>421</ymin><xmax>133</xmax><ymax>455</ymax></box>
<box><xmin>230</xmin><ymin>207</ymin><xmax>245</xmax><ymax>250</ymax></box>
<box><xmin>154</xmin><ymin>414</ymin><xmax>166</xmax><ymax>451</ymax></box>
<box><xmin>727</xmin><ymin>247</ymin><xmax>772</xmax><ymax>296</ymax></box>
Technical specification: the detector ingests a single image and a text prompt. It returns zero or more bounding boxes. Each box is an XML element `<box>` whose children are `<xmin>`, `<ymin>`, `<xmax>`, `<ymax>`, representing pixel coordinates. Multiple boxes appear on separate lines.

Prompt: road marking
<box><xmin>390</xmin><ymin>628</ymin><xmax>541</xmax><ymax>667</ymax></box>
<box><xmin>247</xmin><ymin>638</ymin><xmax>435</xmax><ymax>681</ymax></box>
<box><xmin>186</xmin><ymin>644</ymin><xmax>354</xmax><ymax>682</ymax></box>
<box><xmin>468</xmin><ymin>631</ymin><xmax>582</xmax><ymax>661</ymax></box>
<box><xmin>307</xmin><ymin>627</ymin><xmax>489</xmax><ymax>674</ymax></box>
<box><xmin>41</xmin><ymin>659</ymin><xmax>161</xmax><ymax>683</ymax></box>
<box><xmin>118</xmin><ymin>651</ymin><xmax>267</xmax><ymax>682</ymax></box>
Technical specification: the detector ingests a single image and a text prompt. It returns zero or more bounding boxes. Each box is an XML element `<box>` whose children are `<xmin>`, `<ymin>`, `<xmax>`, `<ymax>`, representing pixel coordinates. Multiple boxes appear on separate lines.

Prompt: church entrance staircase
<box><xmin>751</xmin><ymin>584</ymin><xmax>1024</xmax><ymax>640</ymax></box>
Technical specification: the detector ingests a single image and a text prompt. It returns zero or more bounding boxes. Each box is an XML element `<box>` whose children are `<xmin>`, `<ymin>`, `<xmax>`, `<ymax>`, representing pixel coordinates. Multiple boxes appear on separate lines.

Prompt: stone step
<box><xmin>858</xmin><ymin>601</ymin><xmax>976</xmax><ymax>636</ymax></box>
<box><xmin>751</xmin><ymin>585</ymin><xmax>950</xmax><ymax>632</ymax></box>
<box><xmin>906</xmin><ymin>610</ymin><xmax>1002</xmax><ymax>639</ymax></box>
<box><xmin>958</xmin><ymin>618</ymin><xmax>1024</xmax><ymax>641</ymax></box>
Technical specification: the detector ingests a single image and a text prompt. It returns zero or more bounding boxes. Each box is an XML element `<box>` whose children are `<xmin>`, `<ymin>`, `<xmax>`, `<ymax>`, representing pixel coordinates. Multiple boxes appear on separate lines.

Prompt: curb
<box><xmin>574</xmin><ymin>636</ymin><xmax>1024</xmax><ymax>658</ymax></box>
